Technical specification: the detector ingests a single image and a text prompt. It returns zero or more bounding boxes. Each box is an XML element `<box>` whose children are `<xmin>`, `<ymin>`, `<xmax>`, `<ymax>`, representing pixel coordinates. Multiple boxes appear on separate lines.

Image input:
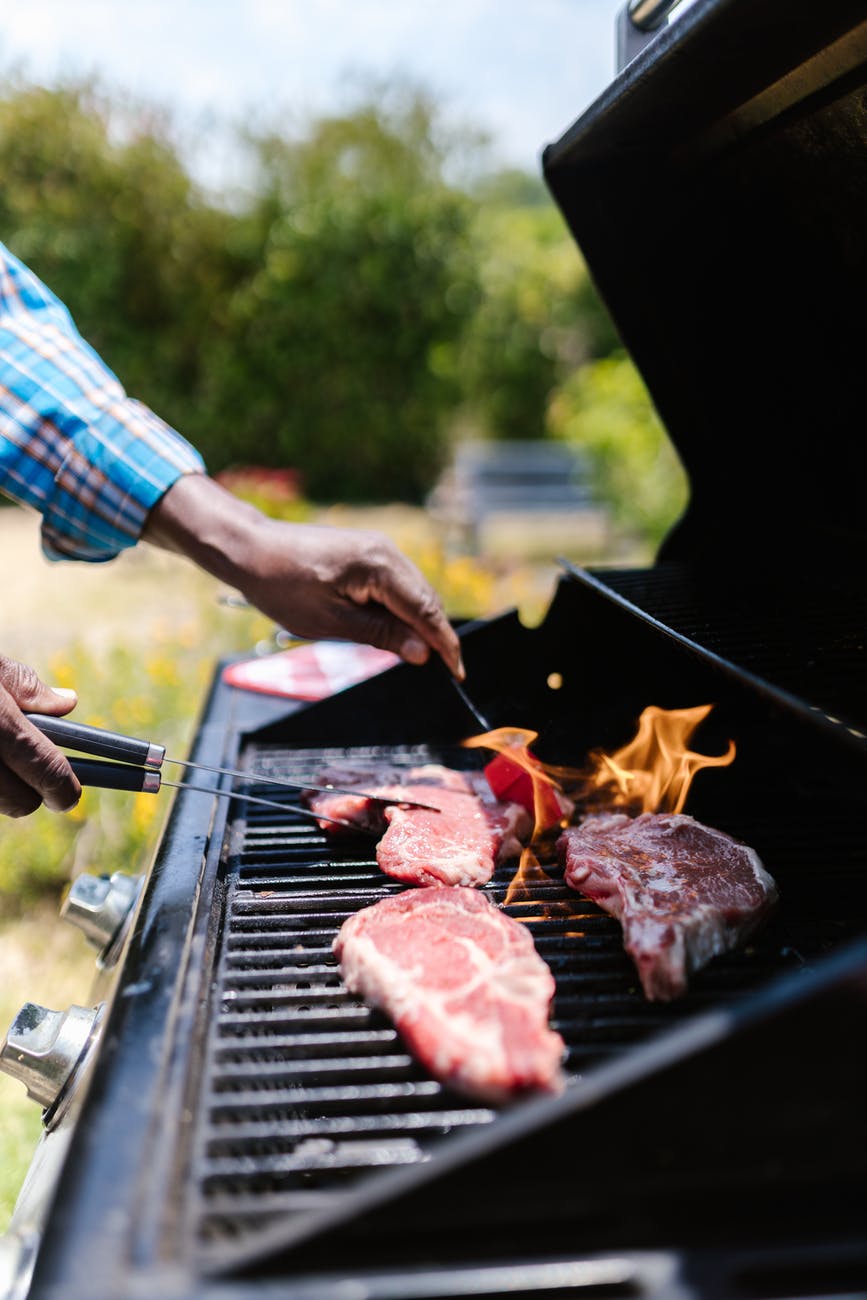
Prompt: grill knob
<box><xmin>0</xmin><ymin>1003</ymin><xmax>104</xmax><ymax>1117</ymax></box>
<box><xmin>60</xmin><ymin>871</ymin><xmax>141</xmax><ymax>963</ymax></box>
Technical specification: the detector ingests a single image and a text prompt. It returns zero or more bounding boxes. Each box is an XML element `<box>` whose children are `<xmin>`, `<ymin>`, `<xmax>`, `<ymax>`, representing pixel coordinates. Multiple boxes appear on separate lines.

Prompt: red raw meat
<box><xmin>308</xmin><ymin>764</ymin><xmax>531</xmax><ymax>887</ymax></box>
<box><xmin>377</xmin><ymin>784</ymin><xmax>530</xmax><ymax>887</ymax></box>
<box><xmin>334</xmin><ymin>887</ymin><xmax>565</xmax><ymax>1102</ymax></box>
<box><xmin>558</xmin><ymin>812</ymin><xmax>778</xmax><ymax>1001</ymax></box>
<box><xmin>307</xmin><ymin>763</ymin><xmax>487</xmax><ymax>833</ymax></box>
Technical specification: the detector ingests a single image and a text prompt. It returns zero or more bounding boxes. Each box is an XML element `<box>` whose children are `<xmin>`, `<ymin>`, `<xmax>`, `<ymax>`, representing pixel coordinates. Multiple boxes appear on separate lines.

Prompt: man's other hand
<box><xmin>0</xmin><ymin>656</ymin><xmax>81</xmax><ymax>818</ymax></box>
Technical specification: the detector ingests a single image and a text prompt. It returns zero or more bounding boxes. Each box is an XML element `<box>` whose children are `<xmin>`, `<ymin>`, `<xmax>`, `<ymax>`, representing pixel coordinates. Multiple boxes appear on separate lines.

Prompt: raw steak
<box><xmin>376</xmin><ymin>784</ymin><xmax>530</xmax><ymax>887</ymax></box>
<box><xmin>334</xmin><ymin>887</ymin><xmax>565</xmax><ymax>1102</ymax></box>
<box><xmin>558</xmin><ymin>812</ymin><xmax>778</xmax><ymax>1001</ymax></box>
<box><xmin>308</xmin><ymin>764</ymin><xmax>531</xmax><ymax>887</ymax></box>
<box><xmin>306</xmin><ymin>763</ymin><xmax>489</xmax><ymax>833</ymax></box>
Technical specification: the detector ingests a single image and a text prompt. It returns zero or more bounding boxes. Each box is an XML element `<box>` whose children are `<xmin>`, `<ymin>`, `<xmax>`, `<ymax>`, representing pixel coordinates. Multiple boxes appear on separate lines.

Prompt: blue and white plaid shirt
<box><xmin>0</xmin><ymin>241</ymin><xmax>205</xmax><ymax>561</ymax></box>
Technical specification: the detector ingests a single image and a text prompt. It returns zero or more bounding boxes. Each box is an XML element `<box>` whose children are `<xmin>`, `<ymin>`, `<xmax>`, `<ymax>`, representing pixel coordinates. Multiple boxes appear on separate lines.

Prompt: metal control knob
<box><xmin>60</xmin><ymin>871</ymin><xmax>141</xmax><ymax>964</ymax></box>
<box><xmin>0</xmin><ymin>1002</ymin><xmax>104</xmax><ymax>1123</ymax></box>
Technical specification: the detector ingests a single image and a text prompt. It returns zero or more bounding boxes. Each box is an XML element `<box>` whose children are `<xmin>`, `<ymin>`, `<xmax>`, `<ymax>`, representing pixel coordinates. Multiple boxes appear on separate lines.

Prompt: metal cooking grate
<box><xmin>187</xmin><ymin>743</ymin><xmax>843</xmax><ymax>1259</ymax></box>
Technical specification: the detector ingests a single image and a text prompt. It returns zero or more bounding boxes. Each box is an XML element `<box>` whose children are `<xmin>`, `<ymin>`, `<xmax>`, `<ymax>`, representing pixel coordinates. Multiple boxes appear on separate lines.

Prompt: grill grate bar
<box><xmin>203</xmin><ymin>1140</ymin><xmax>429</xmax><ymax>1183</ymax></box>
<box><xmin>201</xmin><ymin>1190</ymin><xmax>345</xmax><ymax>1219</ymax></box>
<box><xmin>205</xmin><ymin>1079</ymin><xmax>446</xmax><ymax>1110</ymax></box>
<box><xmin>217</xmin><ymin>1008</ymin><xmax>373</xmax><ymax>1036</ymax></box>
<box><xmin>205</xmin><ymin>1109</ymin><xmax>495</xmax><ymax>1149</ymax></box>
<box><xmin>223</xmin><ymin>987</ymin><xmax>358</xmax><ymax>1008</ymax></box>
<box><xmin>211</xmin><ymin>1054</ymin><xmax>418</xmax><ymax>1085</ymax></box>
<box><xmin>225</xmin><ymin>943</ymin><xmax>337</xmax><ymax>960</ymax></box>
<box><xmin>215</xmin><ymin>1033</ymin><xmax>398</xmax><ymax>1061</ymax></box>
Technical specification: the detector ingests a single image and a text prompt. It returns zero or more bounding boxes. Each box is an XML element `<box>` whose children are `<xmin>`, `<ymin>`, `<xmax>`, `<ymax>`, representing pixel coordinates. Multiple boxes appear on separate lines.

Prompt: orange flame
<box><xmin>463</xmin><ymin>728</ymin><xmax>573</xmax><ymax>906</ymax></box>
<box><xmin>462</xmin><ymin>707</ymin><xmax>735</xmax><ymax>908</ymax></box>
<box><xmin>463</xmin><ymin>728</ymin><xmax>565</xmax><ymax>832</ymax></box>
<box><xmin>582</xmin><ymin>704</ymin><xmax>735</xmax><ymax>815</ymax></box>
<box><xmin>502</xmin><ymin>847</ymin><xmax>557</xmax><ymax>908</ymax></box>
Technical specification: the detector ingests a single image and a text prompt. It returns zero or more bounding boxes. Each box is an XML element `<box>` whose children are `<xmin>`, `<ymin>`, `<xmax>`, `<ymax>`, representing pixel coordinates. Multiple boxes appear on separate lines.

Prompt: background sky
<box><xmin>0</xmin><ymin>0</ymin><xmax>628</xmax><ymax>188</ymax></box>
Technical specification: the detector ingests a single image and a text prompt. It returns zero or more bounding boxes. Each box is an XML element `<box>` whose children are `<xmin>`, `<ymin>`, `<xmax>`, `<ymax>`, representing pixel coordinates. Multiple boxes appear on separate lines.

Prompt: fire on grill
<box><xmin>318</xmin><ymin>702</ymin><xmax>779</xmax><ymax>1075</ymax></box>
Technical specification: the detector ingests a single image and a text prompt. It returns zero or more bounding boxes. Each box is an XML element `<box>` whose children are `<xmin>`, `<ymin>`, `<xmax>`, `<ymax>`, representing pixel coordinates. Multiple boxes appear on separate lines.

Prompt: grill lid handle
<box><xmin>617</xmin><ymin>0</ymin><xmax>685</xmax><ymax>70</ymax></box>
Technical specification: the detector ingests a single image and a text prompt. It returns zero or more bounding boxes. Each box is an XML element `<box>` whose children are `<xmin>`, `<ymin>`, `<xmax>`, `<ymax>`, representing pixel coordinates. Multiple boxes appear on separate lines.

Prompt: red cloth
<box><xmin>221</xmin><ymin>641</ymin><xmax>400</xmax><ymax>700</ymax></box>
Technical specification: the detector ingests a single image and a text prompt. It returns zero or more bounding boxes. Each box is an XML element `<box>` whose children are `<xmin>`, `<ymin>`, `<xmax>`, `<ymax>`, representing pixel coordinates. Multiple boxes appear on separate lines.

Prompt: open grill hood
<box><xmin>544</xmin><ymin>0</ymin><xmax>867</xmax><ymax>572</ymax></box>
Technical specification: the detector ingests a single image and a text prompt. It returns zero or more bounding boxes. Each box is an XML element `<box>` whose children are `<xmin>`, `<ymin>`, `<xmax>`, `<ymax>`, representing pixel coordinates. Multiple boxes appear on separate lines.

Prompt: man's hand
<box><xmin>144</xmin><ymin>475</ymin><xmax>465</xmax><ymax>678</ymax></box>
<box><xmin>0</xmin><ymin>656</ymin><xmax>81</xmax><ymax>818</ymax></box>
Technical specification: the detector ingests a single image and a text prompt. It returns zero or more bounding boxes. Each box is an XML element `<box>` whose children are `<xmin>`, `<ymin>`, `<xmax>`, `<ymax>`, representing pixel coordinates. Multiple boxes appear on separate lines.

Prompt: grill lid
<box><xmin>543</xmin><ymin>0</ymin><xmax>867</xmax><ymax>568</ymax></box>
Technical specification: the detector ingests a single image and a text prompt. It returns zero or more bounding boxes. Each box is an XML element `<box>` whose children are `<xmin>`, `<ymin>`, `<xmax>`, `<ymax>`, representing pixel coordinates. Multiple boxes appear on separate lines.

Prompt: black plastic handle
<box><xmin>68</xmin><ymin>758</ymin><xmax>161</xmax><ymax>794</ymax></box>
<box><xmin>26</xmin><ymin>715</ymin><xmax>165</xmax><ymax>767</ymax></box>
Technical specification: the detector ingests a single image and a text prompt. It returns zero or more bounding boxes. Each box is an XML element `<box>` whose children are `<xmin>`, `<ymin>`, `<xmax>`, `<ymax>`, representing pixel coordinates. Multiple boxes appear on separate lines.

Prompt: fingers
<box><xmin>0</xmin><ymin>655</ymin><xmax>81</xmax><ymax>816</ymax></box>
<box><xmin>343</xmin><ymin>543</ymin><xmax>465</xmax><ymax>679</ymax></box>
<box><xmin>233</xmin><ymin>518</ymin><xmax>465</xmax><ymax>677</ymax></box>
<box><xmin>0</xmin><ymin>655</ymin><xmax>78</xmax><ymax>717</ymax></box>
<box><xmin>0</xmin><ymin>765</ymin><xmax>43</xmax><ymax>819</ymax></box>
<box><xmin>316</xmin><ymin>597</ymin><xmax>436</xmax><ymax>668</ymax></box>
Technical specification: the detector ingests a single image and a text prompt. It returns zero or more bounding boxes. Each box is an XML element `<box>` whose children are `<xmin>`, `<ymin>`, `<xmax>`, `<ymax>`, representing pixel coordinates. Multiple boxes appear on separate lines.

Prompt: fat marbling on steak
<box><xmin>308</xmin><ymin>764</ymin><xmax>531</xmax><ymax>888</ymax></box>
<box><xmin>334</xmin><ymin>887</ymin><xmax>565</xmax><ymax>1102</ymax></box>
<box><xmin>558</xmin><ymin>812</ymin><xmax>778</xmax><ymax>1001</ymax></box>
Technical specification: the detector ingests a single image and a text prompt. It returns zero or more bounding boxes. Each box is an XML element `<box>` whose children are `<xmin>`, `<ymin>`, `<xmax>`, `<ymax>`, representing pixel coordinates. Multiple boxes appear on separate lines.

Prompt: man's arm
<box><xmin>0</xmin><ymin>239</ymin><xmax>206</xmax><ymax>563</ymax></box>
<box><xmin>145</xmin><ymin>475</ymin><xmax>463</xmax><ymax>675</ymax></box>
<box><xmin>0</xmin><ymin>243</ymin><xmax>463</xmax><ymax>818</ymax></box>
<box><xmin>0</xmin><ymin>238</ymin><xmax>462</xmax><ymax>675</ymax></box>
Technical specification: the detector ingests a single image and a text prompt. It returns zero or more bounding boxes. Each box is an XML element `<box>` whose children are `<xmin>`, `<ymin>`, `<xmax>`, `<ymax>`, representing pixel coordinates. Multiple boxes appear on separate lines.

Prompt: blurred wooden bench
<box><xmin>429</xmin><ymin>441</ymin><xmax>610</xmax><ymax>557</ymax></box>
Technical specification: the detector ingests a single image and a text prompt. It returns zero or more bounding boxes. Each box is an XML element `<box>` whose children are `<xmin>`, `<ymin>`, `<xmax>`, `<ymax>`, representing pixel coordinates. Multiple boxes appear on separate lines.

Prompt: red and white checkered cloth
<box><xmin>222</xmin><ymin>641</ymin><xmax>400</xmax><ymax>701</ymax></box>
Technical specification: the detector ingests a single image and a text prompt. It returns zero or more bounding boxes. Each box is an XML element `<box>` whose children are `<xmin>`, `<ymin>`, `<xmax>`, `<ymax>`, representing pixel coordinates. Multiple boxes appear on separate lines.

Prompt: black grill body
<box><xmin>18</xmin><ymin>1</ymin><xmax>867</xmax><ymax>1297</ymax></box>
<box><xmin>23</xmin><ymin>573</ymin><xmax>867</xmax><ymax>1300</ymax></box>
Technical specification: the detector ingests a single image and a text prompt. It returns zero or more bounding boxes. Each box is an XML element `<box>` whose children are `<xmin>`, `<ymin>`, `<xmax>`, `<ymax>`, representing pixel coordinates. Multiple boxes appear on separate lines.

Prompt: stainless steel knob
<box><xmin>60</xmin><ymin>871</ymin><xmax>141</xmax><ymax>962</ymax></box>
<box><xmin>0</xmin><ymin>1003</ymin><xmax>104</xmax><ymax>1116</ymax></box>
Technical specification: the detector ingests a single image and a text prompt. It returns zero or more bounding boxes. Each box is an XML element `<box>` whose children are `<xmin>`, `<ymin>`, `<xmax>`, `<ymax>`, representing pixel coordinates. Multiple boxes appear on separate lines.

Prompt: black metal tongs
<box><xmin>25</xmin><ymin>714</ymin><xmax>440</xmax><ymax>830</ymax></box>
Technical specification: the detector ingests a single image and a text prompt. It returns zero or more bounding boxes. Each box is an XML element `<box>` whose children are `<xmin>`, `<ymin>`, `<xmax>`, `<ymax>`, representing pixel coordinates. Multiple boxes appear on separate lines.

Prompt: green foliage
<box><xmin>0</xmin><ymin>81</ymin><xmax>244</xmax><ymax>450</ymax></box>
<box><xmin>200</xmin><ymin>92</ymin><xmax>479</xmax><ymax>501</ymax></box>
<box><xmin>547</xmin><ymin>351</ymin><xmax>689</xmax><ymax>550</ymax></box>
<box><xmin>0</xmin><ymin>73</ymin><xmax>664</xmax><ymax>532</ymax></box>
<box><xmin>456</xmin><ymin>193</ymin><xmax>617</xmax><ymax>441</ymax></box>
<box><xmin>0</xmin><ymin>1085</ymin><xmax>41</xmax><ymax>1225</ymax></box>
<box><xmin>0</xmin><ymin>79</ymin><xmax>483</xmax><ymax>502</ymax></box>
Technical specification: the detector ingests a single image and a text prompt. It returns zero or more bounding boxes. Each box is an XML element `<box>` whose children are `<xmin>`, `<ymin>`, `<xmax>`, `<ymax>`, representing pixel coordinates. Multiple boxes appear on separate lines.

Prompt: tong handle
<box><xmin>26</xmin><ymin>714</ymin><xmax>165</xmax><ymax>768</ymax></box>
<box><xmin>68</xmin><ymin>758</ymin><xmax>161</xmax><ymax>794</ymax></box>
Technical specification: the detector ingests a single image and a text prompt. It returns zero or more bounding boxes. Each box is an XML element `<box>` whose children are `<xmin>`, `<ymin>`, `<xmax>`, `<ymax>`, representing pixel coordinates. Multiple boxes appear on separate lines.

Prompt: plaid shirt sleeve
<box><xmin>0</xmin><ymin>240</ymin><xmax>205</xmax><ymax>562</ymax></box>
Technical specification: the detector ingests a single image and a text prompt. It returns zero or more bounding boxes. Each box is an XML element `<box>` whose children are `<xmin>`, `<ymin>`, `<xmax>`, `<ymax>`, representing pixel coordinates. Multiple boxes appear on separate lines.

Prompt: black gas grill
<box><xmin>8</xmin><ymin>2</ymin><xmax>867</xmax><ymax>1297</ymax></box>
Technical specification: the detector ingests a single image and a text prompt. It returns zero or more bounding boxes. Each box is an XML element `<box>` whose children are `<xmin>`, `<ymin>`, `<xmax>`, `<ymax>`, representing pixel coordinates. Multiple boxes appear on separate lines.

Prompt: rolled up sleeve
<box><xmin>0</xmin><ymin>241</ymin><xmax>205</xmax><ymax>562</ymax></box>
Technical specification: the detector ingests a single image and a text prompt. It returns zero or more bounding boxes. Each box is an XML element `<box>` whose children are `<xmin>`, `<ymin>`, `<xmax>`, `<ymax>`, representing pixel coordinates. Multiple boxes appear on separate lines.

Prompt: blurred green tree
<box><xmin>547</xmin><ymin>350</ymin><xmax>689</xmax><ymax>550</ymax></box>
<box><xmin>0</xmin><ymin>81</ymin><xmax>244</xmax><ymax>449</ymax></box>
<box><xmin>199</xmin><ymin>87</ymin><xmax>480</xmax><ymax>501</ymax></box>
<box><xmin>0</xmin><ymin>77</ymin><xmax>648</xmax><ymax>513</ymax></box>
<box><xmin>455</xmin><ymin>171</ymin><xmax>618</xmax><ymax>441</ymax></box>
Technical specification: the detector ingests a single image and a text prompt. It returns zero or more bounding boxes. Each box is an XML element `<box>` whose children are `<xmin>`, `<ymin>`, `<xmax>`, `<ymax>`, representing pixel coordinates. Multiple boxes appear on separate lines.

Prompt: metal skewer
<box><xmin>65</xmin><ymin>759</ymin><xmax>372</xmax><ymax>832</ymax></box>
<box><xmin>26</xmin><ymin>714</ymin><xmax>441</xmax><ymax>812</ymax></box>
<box><xmin>158</xmin><ymin>779</ymin><xmax>369</xmax><ymax>832</ymax></box>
